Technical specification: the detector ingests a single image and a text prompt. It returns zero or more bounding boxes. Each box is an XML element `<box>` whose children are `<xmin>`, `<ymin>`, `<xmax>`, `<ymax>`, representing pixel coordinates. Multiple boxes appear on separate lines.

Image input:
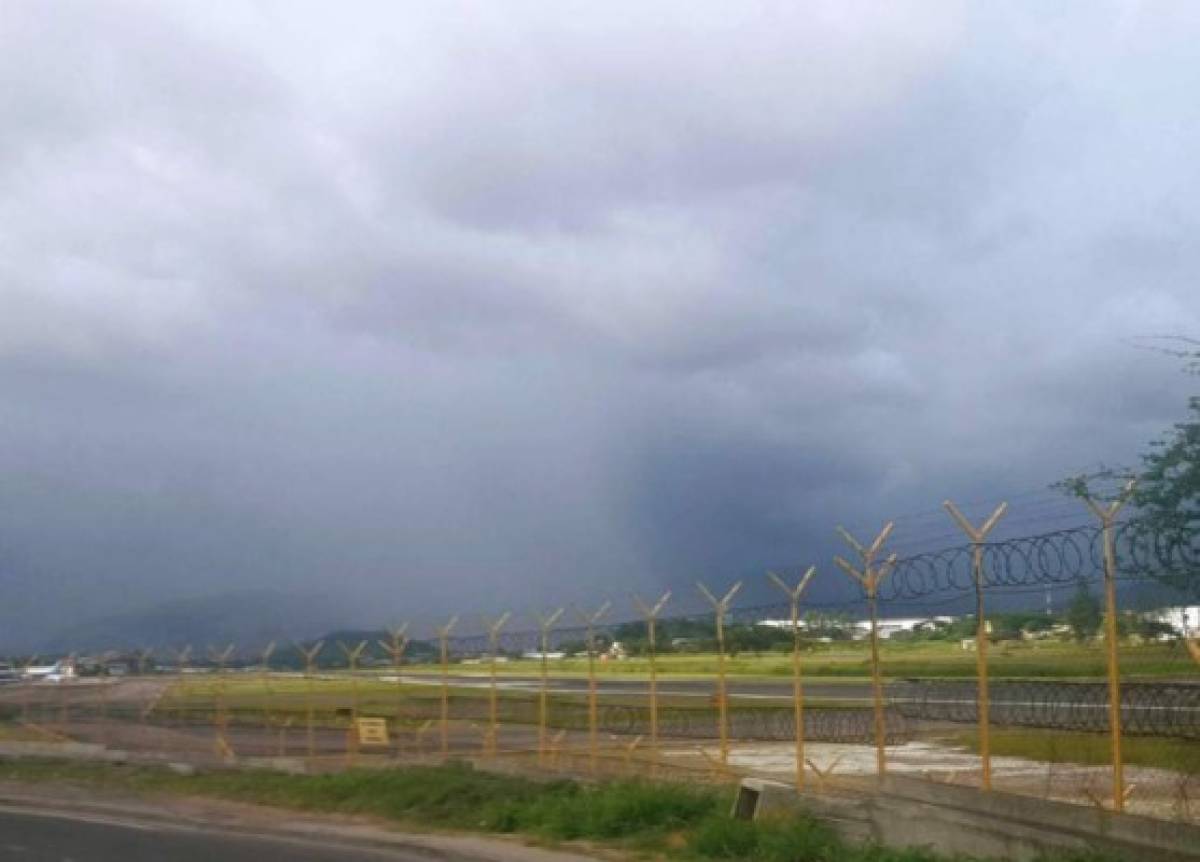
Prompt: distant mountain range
<box><xmin>41</xmin><ymin>590</ymin><xmax>354</xmax><ymax>654</ymax></box>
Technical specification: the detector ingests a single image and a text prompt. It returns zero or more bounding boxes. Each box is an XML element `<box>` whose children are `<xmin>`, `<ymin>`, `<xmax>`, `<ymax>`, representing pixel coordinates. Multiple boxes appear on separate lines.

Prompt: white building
<box><xmin>854</xmin><ymin>616</ymin><xmax>958</xmax><ymax>640</ymax></box>
<box><xmin>1146</xmin><ymin>606</ymin><xmax>1199</xmax><ymax>637</ymax></box>
<box><xmin>758</xmin><ymin>615</ymin><xmax>958</xmax><ymax>640</ymax></box>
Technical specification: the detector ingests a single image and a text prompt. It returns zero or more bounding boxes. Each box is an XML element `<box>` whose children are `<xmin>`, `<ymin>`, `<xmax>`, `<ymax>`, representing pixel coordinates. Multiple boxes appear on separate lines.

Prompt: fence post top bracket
<box><xmin>767</xmin><ymin>566</ymin><xmax>816</xmax><ymax>600</ymax></box>
<box><xmin>1082</xmin><ymin>479</ymin><xmax>1136</xmax><ymax>525</ymax></box>
<box><xmin>697</xmin><ymin>580</ymin><xmax>742</xmax><ymax>610</ymax></box>
<box><xmin>437</xmin><ymin>615</ymin><xmax>459</xmax><ymax>638</ymax></box>
<box><xmin>574</xmin><ymin>600</ymin><xmax>611</xmax><ymax>626</ymax></box>
<box><xmin>944</xmin><ymin>500</ymin><xmax>1008</xmax><ymax>542</ymax></box>
<box><xmin>482</xmin><ymin>611</ymin><xmax>512</xmax><ymax>636</ymax></box>
<box><xmin>294</xmin><ymin>640</ymin><xmax>325</xmax><ymax>663</ymax></box>
<box><xmin>208</xmin><ymin>643</ymin><xmax>235</xmax><ymax>663</ymax></box>
<box><xmin>834</xmin><ymin>555</ymin><xmax>866</xmax><ymax>585</ymax></box>
<box><xmin>632</xmin><ymin>591</ymin><xmax>671</xmax><ymax>619</ymax></box>
<box><xmin>837</xmin><ymin>522</ymin><xmax>894</xmax><ymax>564</ymax></box>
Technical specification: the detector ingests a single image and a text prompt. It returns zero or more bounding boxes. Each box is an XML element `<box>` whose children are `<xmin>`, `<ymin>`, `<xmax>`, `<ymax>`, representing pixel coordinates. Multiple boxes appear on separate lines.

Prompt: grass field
<box><xmin>0</xmin><ymin>759</ymin><xmax>1116</xmax><ymax>861</ymax></box>
<box><xmin>140</xmin><ymin>637</ymin><xmax>1196</xmax><ymax>728</ymax></box>
<box><xmin>396</xmin><ymin>639</ymin><xmax>1199</xmax><ymax>680</ymax></box>
<box><xmin>948</xmin><ymin>727</ymin><xmax>1200</xmax><ymax>774</ymax></box>
<box><xmin>153</xmin><ymin>677</ymin><xmax>848</xmax><ymax>730</ymax></box>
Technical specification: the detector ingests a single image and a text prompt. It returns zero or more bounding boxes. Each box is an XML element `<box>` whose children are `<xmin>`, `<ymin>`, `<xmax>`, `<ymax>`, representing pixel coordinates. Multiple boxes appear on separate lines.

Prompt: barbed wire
<box><xmin>442</xmin><ymin>521</ymin><xmax>1196</xmax><ymax>657</ymax></box>
<box><xmin>893</xmin><ymin>680</ymin><xmax>1200</xmax><ymax>739</ymax></box>
<box><xmin>27</xmin><ymin>521</ymin><xmax>1194</xmax><ymax>664</ymax></box>
<box><xmin>103</xmin><ymin>697</ymin><xmax>910</xmax><ymax>746</ymax></box>
<box><xmin>878</xmin><ymin>521</ymin><xmax>1199</xmax><ymax>602</ymax></box>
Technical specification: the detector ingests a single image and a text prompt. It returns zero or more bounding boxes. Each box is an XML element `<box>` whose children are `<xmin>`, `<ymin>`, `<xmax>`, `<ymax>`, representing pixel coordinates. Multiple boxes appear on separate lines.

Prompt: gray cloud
<box><xmin>1</xmin><ymin>1</ymin><xmax>1198</xmax><ymax>647</ymax></box>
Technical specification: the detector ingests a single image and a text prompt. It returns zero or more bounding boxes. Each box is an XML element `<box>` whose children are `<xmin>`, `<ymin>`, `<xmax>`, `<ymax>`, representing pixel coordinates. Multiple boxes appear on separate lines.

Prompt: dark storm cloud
<box><xmin>1</xmin><ymin>1</ymin><xmax>1198</xmax><ymax>646</ymax></box>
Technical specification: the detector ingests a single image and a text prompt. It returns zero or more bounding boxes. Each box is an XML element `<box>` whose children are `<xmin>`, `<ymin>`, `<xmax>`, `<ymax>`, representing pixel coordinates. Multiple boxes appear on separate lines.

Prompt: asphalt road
<box><xmin>401</xmin><ymin>672</ymin><xmax>873</xmax><ymax>703</ymax></box>
<box><xmin>400</xmin><ymin>674</ymin><xmax>1200</xmax><ymax>723</ymax></box>
<box><xmin>0</xmin><ymin>807</ymin><xmax>471</xmax><ymax>861</ymax></box>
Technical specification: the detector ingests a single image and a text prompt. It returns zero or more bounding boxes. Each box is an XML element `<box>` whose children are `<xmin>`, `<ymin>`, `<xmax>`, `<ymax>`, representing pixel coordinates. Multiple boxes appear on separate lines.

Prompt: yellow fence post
<box><xmin>97</xmin><ymin>650</ymin><xmax>111</xmax><ymax>746</ymax></box>
<box><xmin>574</xmin><ymin>601</ymin><xmax>611</xmax><ymax>775</ymax></box>
<box><xmin>944</xmin><ymin>500</ymin><xmax>1007</xmax><ymax>792</ymax></box>
<box><xmin>296</xmin><ymin>640</ymin><xmax>325</xmax><ymax>758</ymax></box>
<box><xmin>835</xmin><ymin>522</ymin><xmax>897</xmax><ymax>780</ymax></box>
<box><xmin>549</xmin><ymin>728</ymin><xmax>567</xmax><ymax>768</ymax></box>
<box><xmin>533</xmin><ymin>608</ymin><xmax>564</xmax><ymax>766</ymax></box>
<box><xmin>413</xmin><ymin>719</ymin><xmax>433</xmax><ymax>754</ymax></box>
<box><xmin>135</xmin><ymin>648</ymin><xmax>153</xmax><ymax>728</ymax></box>
<box><xmin>208</xmin><ymin>643</ymin><xmax>235</xmax><ymax>759</ymax></box>
<box><xmin>480</xmin><ymin>612</ymin><xmax>513</xmax><ymax>758</ymax></box>
<box><xmin>377</xmin><ymin>624</ymin><xmax>409</xmax><ymax>757</ymax></box>
<box><xmin>171</xmin><ymin>646</ymin><xmax>191</xmax><ymax>727</ymax></box>
<box><xmin>277</xmin><ymin>716</ymin><xmax>293</xmax><ymax>756</ymax></box>
<box><xmin>767</xmin><ymin>567</ymin><xmax>816</xmax><ymax>793</ymax></box>
<box><xmin>59</xmin><ymin>652</ymin><xmax>75</xmax><ymax>733</ymax></box>
<box><xmin>436</xmin><ymin>616</ymin><xmax>458</xmax><ymax>760</ymax></box>
<box><xmin>481</xmin><ymin>613</ymin><xmax>511</xmax><ymax>758</ymax></box>
<box><xmin>632</xmin><ymin>591</ymin><xmax>671</xmax><ymax>770</ymax></box>
<box><xmin>1080</xmin><ymin>480</ymin><xmax>1135</xmax><ymax>813</ymax></box>
<box><xmin>259</xmin><ymin>641</ymin><xmax>276</xmax><ymax>745</ymax></box>
<box><xmin>20</xmin><ymin>654</ymin><xmax>38</xmax><ymax>725</ymax></box>
<box><xmin>697</xmin><ymin>581</ymin><xmax>743</xmax><ymax>772</ymax></box>
<box><xmin>338</xmin><ymin>640</ymin><xmax>368</xmax><ymax>766</ymax></box>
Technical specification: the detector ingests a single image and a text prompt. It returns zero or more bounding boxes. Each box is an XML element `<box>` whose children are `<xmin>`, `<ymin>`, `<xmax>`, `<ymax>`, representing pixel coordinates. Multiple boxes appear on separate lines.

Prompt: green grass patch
<box><xmin>397</xmin><ymin>640</ymin><xmax>1194</xmax><ymax>680</ymax></box>
<box><xmin>0</xmin><ymin>759</ymin><xmax>1119</xmax><ymax>861</ymax></box>
<box><xmin>947</xmin><ymin>727</ymin><xmax>1200</xmax><ymax>773</ymax></box>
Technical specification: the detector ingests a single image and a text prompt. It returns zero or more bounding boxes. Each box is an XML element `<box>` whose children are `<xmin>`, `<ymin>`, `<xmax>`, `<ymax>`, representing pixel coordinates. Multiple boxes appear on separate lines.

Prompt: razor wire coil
<box><xmin>892</xmin><ymin>679</ymin><xmax>1200</xmax><ymax>739</ymax></box>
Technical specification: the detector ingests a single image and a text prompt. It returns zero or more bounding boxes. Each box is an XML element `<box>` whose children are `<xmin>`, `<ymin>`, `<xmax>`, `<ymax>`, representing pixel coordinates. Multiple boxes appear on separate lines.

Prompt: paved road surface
<box><xmin>0</xmin><ymin>807</ymin><xmax>498</xmax><ymax>862</ymax></box>
<box><xmin>400</xmin><ymin>672</ymin><xmax>872</xmax><ymax>702</ymax></box>
<box><xmin>400</xmin><ymin>674</ymin><xmax>1200</xmax><ymax>725</ymax></box>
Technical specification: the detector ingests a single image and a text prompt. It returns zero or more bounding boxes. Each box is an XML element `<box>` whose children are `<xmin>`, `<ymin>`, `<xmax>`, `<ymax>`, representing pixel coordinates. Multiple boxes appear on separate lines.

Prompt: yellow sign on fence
<box><xmin>355</xmin><ymin>717</ymin><xmax>390</xmax><ymax>746</ymax></box>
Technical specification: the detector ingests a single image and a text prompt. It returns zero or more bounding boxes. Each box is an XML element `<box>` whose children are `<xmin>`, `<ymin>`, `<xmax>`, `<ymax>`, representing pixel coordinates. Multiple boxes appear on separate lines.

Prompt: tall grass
<box><xmin>0</xmin><ymin>760</ymin><xmax>1122</xmax><ymax>861</ymax></box>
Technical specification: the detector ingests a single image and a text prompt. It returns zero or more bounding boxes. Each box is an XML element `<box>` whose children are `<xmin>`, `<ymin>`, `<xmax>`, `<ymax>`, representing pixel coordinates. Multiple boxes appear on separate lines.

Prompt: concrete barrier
<box><xmin>734</xmin><ymin>775</ymin><xmax>1200</xmax><ymax>861</ymax></box>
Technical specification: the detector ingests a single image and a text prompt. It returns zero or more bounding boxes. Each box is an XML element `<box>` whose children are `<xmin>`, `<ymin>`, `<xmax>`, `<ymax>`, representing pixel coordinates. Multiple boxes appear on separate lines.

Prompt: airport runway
<box><xmin>396</xmin><ymin>674</ymin><xmax>1200</xmax><ymax>728</ymax></box>
<box><xmin>397</xmin><ymin>672</ymin><xmax>874</xmax><ymax>703</ymax></box>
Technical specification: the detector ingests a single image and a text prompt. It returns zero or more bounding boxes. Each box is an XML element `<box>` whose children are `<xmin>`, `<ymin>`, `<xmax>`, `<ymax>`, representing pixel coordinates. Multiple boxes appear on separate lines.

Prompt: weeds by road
<box><xmin>0</xmin><ymin>759</ymin><xmax>1116</xmax><ymax>861</ymax></box>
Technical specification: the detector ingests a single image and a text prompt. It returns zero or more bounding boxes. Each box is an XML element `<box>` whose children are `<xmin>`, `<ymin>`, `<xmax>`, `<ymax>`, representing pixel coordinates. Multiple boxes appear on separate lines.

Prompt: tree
<box><xmin>1132</xmin><ymin>616</ymin><xmax>1177</xmax><ymax>641</ymax></box>
<box><xmin>1129</xmin><ymin>392</ymin><xmax>1200</xmax><ymax>597</ymax></box>
<box><xmin>1056</xmin><ymin>337</ymin><xmax>1199</xmax><ymax>598</ymax></box>
<box><xmin>1066</xmin><ymin>582</ymin><xmax>1101</xmax><ymax>641</ymax></box>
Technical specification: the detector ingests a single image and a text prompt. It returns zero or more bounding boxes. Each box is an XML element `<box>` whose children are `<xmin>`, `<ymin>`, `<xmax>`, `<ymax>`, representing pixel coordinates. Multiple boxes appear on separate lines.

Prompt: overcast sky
<box><xmin>1</xmin><ymin>2</ymin><xmax>1198</xmax><ymax>647</ymax></box>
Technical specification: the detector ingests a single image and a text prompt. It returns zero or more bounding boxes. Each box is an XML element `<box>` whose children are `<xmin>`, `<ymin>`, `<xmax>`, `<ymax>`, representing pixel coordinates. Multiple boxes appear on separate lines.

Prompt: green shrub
<box><xmin>689</xmin><ymin>816</ymin><xmax>761</xmax><ymax>858</ymax></box>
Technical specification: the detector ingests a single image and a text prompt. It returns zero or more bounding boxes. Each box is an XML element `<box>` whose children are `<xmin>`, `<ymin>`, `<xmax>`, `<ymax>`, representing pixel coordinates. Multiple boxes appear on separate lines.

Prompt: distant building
<box><xmin>1147</xmin><ymin>606</ymin><xmax>1199</xmax><ymax>637</ymax></box>
<box><xmin>862</xmin><ymin>616</ymin><xmax>959</xmax><ymax>640</ymax></box>
<box><xmin>758</xmin><ymin>615</ymin><xmax>958</xmax><ymax>640</ymax></box>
